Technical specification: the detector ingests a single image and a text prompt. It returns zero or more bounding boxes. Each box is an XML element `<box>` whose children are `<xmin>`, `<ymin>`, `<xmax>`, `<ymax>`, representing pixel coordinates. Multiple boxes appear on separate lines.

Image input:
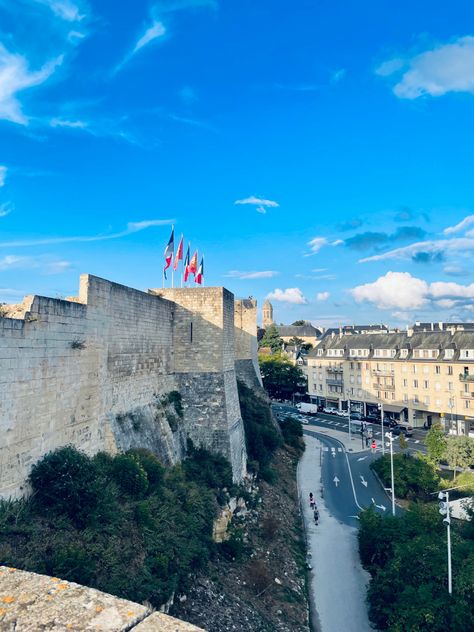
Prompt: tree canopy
<box><xmin>258</xmin><ymin>354</ymin><xmax>307</xmax><ymax>400</ymax></box>
<box><xmin>258</xmin><ymin>324</ymin><xmax>283</xmax><ymax>353</ymax></box>
<box><xmin>426</xmin><ymin>421</ymin><xmax>448</xmax><ymax>466</ymax></box>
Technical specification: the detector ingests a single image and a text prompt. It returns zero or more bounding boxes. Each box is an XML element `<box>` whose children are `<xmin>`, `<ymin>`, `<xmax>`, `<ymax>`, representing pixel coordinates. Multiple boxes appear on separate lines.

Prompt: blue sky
<box><xmin>2</xmin><ymin>0</ymin><xmax>474</xmax><ymax>328</ymax></box>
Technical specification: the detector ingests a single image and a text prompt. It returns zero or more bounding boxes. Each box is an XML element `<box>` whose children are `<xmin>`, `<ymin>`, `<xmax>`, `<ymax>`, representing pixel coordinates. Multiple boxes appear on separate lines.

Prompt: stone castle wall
<box><xmin>0</xmin><ymin>275</ymin><xmax>260</xmax><ymax>498</ymax></box>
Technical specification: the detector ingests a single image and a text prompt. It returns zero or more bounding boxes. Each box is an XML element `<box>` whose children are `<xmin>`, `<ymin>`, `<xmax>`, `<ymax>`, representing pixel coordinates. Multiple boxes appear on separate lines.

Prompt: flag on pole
<box><xmin>163</xmin><ymin>227</ymin><xmax>174</xmax><ymax>279</ymax></box>
<box><xmin>188</xmin><ymin>250</ymin><xmax>198</xmax><ymax>277</ymax></box>
<box><xmin>173</xmin><ymin>234</ymin><xmax>184</xmax><ymax>271</ymax></box>
<box><xmin>183</xmin><ymin>244</ymin><xmax>191</xmax><ymax>282</ymax></box>
<box><xmin>195</xmin><ymin>256</ymin><xmax>204</xmax><ymax>285</ymax></box>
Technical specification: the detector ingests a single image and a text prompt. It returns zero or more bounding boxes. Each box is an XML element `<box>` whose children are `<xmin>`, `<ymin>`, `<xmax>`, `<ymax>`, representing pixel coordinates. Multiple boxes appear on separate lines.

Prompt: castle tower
<box><xmin>262</xmin><ymin>299</ymin><xmax>274</xmax><ymax>329</ymax></box>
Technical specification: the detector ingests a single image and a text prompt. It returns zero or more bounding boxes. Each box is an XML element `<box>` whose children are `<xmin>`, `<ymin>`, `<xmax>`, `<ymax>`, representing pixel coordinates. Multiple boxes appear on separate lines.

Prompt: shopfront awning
<box><xmin>383</xmin><ymin>404</ymin><xmax>406</xmax><ymax>414</ymax></box>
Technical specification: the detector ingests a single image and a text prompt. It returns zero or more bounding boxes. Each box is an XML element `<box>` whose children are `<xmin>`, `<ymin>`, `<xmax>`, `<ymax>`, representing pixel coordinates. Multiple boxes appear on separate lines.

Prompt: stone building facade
<box><xmin>0</xmin><ymin>274</ymin><xmax>261</xmax><ymax>498</ymax></box>
<box><xmin>305</xmin><ymin>324</ymin><xmax>474</xmax><ymax>435</ymax></box>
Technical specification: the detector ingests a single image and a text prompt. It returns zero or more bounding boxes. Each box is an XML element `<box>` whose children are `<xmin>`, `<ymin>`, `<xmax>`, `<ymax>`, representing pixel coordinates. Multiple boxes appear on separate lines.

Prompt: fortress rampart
<box><xmin>0</xmin><ymin>274</ymin><xmax>260</xmax><ymax>498</ymax></box>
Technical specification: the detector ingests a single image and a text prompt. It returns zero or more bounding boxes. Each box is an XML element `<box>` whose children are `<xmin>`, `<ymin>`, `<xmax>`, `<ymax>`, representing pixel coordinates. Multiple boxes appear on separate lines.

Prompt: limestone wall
<box><xmin>1</xmin><ymin>276</ymin><xmax>252</xmax><ymax>497</ymax></box>
<box><xmin>234</xmin><ymin>298</ymin><xmax>263</xmax><ymax>390</ymax></box>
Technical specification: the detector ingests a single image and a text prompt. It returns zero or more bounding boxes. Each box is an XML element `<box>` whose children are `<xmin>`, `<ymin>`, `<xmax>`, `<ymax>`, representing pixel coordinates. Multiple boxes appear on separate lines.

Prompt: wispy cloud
<box><xmin>114</xmin><ymin>20</ymin><xmax>166</xmax><ymax>73</ymax></box>
<box><xmin>50</xmin><ymin>117</ymin><xmax>88</xmax><ymax>128</ymax></box>
<box><xmin>359</xmin><ymin>237</ymin><xmax>474</xmax><ymax>263</ymax></box>
<box><xmin>0</xmin><ymin>165</ymin><xmax>6</xmax><ymax>187</ymax></box>
<box><xmin>0</xmin><ymin>219</ymin><xmax>174</xmax><ymax>248</ymax></box>
<box><xmin>267</xmin><ymin>288</ymin><xmax>307</xmax><ymax>305</ymax></box>
<box><xmin>0</xmin><ymin>202</ymin><xmax>13</xmax><ymax>217</ymax></box>
<box><xmin>0</xmin><ymin>254</ymin><xmax>72</xmax><ymax>274</ymax></box>
<box><xmin>331</xmin><ymin>68</ymin><xmax>346</xmax><ymax>83</ymax></box>
<box><xmin>0</xmin><ymin>43</ymin><xmax>63</xmax><ymax>125</ymax></box>
<box><xmin>32</xmin><ymin>0</ymin><xmax>87</xmax><ymax>22</ymax></box>
<box><xmin>234</xmin><ymin>196</ymin><xmax>279</xmax><ymax>215</ymax></box>
<box><xmin>225</xmin><ymin>270</ymin><xmax>279</xmax><ymax>280</ymax></box>
<box><xmin>169</xmin><ymin>113</ymin><xmax>218</xmax><ymax>133</ymax></box>
<box><xmin>444</xmin><ymin>214</ymin><xmax>474</xmax><ymax>235</ymax></box>
<box><xmin>307</xmin><ymin>237</ymin><xmax>328</xmax><ymax>254</ymax></box>
<box><xmin>377</xmin><ymin>36</ymin><xmax>474</xmax><ymax>99</ymax></box>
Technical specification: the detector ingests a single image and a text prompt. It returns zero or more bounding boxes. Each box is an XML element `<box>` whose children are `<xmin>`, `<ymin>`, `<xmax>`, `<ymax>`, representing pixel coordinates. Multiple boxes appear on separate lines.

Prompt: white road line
<box><xmin>344</xmin><ymin>448</ymin><xmax>364</xmax><ymax>511</ymax></box>
<box><xmin>324</xmin><ymin>447</ymin><xmax>329</xmax><ymax>452</ymax></box>
<box><xmin>337</xmin><ymin>447</ymin><xmax>342</xmax><ymax>452</ymax></box>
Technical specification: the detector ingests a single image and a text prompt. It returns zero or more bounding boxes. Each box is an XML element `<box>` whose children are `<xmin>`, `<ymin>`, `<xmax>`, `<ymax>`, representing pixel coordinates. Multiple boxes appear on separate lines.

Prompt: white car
<box><xmin>338</xmin><ymin>410</ymin><xmax>349</xmax><ymax>417</ymax></box>
<box><xmin>323</xmin><ymin>407</ymin><xmax>337</xmax><ymax>415</ymax></box>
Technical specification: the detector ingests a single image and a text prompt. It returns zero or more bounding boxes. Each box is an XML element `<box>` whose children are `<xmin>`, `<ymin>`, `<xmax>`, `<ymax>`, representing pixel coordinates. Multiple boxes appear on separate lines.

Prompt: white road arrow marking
<box><xmin>371</xmin><ymin>498</ymin><xmax>386</xmax><ymax>511</ymax></box>
<box><xmin>349</xmin><ymin>515</ymin><xmax>360</xmax><ymax>520</ymax></box>
<box><xmin>360</xmin><ymin>475</ymin><xmax>368</xmax><ymax>487</ymax></box>
<box><xmin>331</xmin><ymin>447</ymin><xmax>336</xmax><ymax>459</ymax></box>
<box><xmin>357</xmin><ymin>456</ymin><xmax>368</xmax><ymax>462</ymax></box>
<box><xmin>333</xmin><ymin>476</ymin><xmax>340</xmax><ymax>487</ymax></box>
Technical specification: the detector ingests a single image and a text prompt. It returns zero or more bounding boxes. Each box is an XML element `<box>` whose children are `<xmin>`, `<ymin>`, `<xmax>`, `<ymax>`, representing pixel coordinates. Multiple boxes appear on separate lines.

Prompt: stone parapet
<box><xmin>0</xmin><ymin>566</ymin><xmax>204</xmax><ymax>631</ymax></box>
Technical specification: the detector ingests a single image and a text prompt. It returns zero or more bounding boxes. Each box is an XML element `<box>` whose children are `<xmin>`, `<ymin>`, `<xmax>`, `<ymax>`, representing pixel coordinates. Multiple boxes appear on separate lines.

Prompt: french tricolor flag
<box><xmin>163</xmin><ymin>227</ymin><xmax>174</xmax><ymax>279</ymax></box>
<box><xmin>195</xmin><ymin>256</ymin><xmax>204</xmax><ymax>285</ymax></box>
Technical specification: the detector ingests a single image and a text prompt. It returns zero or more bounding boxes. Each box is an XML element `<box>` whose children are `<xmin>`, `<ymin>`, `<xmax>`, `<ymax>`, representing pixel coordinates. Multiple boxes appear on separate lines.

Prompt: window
<box><xmin>350</xmin><ymin>362</ymin><xmax>354</xmax><ymax>370</ymax></box>
<box><xmin>400</xmin><ymin>349</ymin><xmax>408</xmax><ymax>358</ymax></box>
<box><xmin>403</xmin><ymin>394</ymin><xmax>409</xmax><ymax>403</ymax></box>
<box><xmin>435</xmin><ymin>399</ymin><xmax>442</xmax><ymax>407</ymax></box>
<box><xmin>384</xmin><ymin>391</ymin><xmax>388</xmax><ymax>399</ymax></box>
<box><xmin>414</xmin><ymin>395</ymin><xmax>419</xmax><ymax>404</ymax></box>
<box><xmin>357</xmin><ymin>362</ymin><xmax>362</xmax><ymax>370</ymax></box>
<box><xmin>413</xmin><ymin>379</ymin><xmax>419</xmax><ymax>388</ymax></box>
<box><xmin>366</xmin><ymin>363</ymin><xmax>369</xmax><ymax>370</ymax></box>
<box><xmin>423</xmin><ymin>380</ymin><xmax>429</xmax><ymax>389</ymax></box>
<box><xmin>319</xmin><ymin>384</ymin><xmax>323</xmax><ymax>391</ymax></box>
<box><xmin>413</xmin><ymin>364</ymin><xmax>418</xmax><ymax>373</ymax></box>
<box><xmin>435</xmin><ymin>365</ymin><xmax>441</xmax><ymax>374</ymax></box>
<box><xmin>448</xmin><ymin>382</ymin><xmax>454</xmax><ymax>391</ymax></box>
<box><xmin>391</xmin><ymin>393</ymin><xmax>395</xmax><ymax>400</ymax></box>
<box><xmin>424</xmin><ymin>396</ymin><xmax>430</xmax><ymax>405</ymax></box>
<box><xmin>465</xmin><ymin>400</ymin><xmax>471</xmax><ymax>409</ymax></box>
<box><xmin>350</xmin><ymin>375</ymin><xmax>355</xmax><ymax>384</ymax></box>
<box><xmin>447</xmin><ymin>366</ymin><xmax>453</xmax><ymax>376</ymax></box>
<box><xmin>190</xmin><ymin>322</ymin><xmax>193</xmax><ymax>343</ymax></box>
<box><xmin>423</xmin><ymin>365</ymin><xmax>429</xmax><ymax>374</ymax></box>
<box><xmin>445</xmin><ymin>349</ymin><xmax>454</xmax><ymax>359</ymax></box>
<box><xmin>423</xmin><ymin>350</ymin><xmax>429</xmax><ymax>359</ymax></box>
<box><xmin>403</xmin><ymin>379</ymin><xmax>408</xmax><ymax>387</ymax></box>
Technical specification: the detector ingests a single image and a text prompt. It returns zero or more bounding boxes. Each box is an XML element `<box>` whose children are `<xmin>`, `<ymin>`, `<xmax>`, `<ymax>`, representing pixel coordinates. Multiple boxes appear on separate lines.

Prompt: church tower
<box><xmin>262</xmin><ymin>299</ymin><xmax>274</xmax><ymax>329</ymax></box>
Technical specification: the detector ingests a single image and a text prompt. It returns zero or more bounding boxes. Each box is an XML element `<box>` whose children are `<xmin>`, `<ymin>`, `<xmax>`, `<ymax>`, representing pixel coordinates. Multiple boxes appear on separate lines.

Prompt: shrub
<box><xmin>111</xmin><ymin>454</ymin><xmax>149</xmax><ymax>497</ymax></box>
<box><xmin>278</xmin><ymin>415</ymin><xmax>305</xmax><ymax>452</ymax></box>
<box><xmin>371</xmin><ymin>453</ymin><xmax>440</xmax><ymax>500</ymax></box>
<box><xmin>237</xmin><ymin>380</ymin><xmax>282</xmax><ymax>472</ymax></box>
<box><xmin>161</xmin><ymin>391</ymin><xmax>184</xmax><ymax>417</ymax></box>
<box><xmin>127</xmin><ymin>449</ymin><xmax>165</xmax><ymax>489</ymax></box>
<box><xmin>184</xmin><ymin>442</ymin><xmax>233</xmax><ymax>492</ymax></box>
<box><xmin>29</xmin><ymin>446</ymin><xmax>101</xmax><ymax>526</ymax></box>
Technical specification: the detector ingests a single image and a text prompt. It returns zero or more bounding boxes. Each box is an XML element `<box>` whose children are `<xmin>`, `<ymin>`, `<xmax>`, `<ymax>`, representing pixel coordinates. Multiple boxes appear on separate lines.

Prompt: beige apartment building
<box><xmin>305</xmin><ymin>323</ymin><xmax>474</xmax><ymax>436</ymax></box>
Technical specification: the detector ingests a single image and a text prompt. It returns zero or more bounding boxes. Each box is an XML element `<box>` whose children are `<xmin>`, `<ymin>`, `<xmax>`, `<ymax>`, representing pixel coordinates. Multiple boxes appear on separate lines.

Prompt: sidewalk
<box><xmin>298</xmin><ymin>434</ymin><xmax>374</xmax><ymax>632</ymax></box>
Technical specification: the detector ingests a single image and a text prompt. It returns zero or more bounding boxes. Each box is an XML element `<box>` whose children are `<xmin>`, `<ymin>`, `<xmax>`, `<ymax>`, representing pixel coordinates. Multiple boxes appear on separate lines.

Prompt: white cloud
<box><xmin>234</xmin><ymin>196</ymin><xmax>280</xmax><ymax>212</ymax></box>
<box><xmin>225</xmin><ymin>270</ymin><xmax>279</xmax><ymax>280</ymax></box>
<box><xmin>379</xmin><ymin>36</ymin><xmax>474</xmax><ymax>99</ymax></box>
<box><xmin>360</xmin><ymin>237</ymin><xmax>474</xmax><ymax>263</ymax></box>
<box><xmin>429</xmin><ymin>281</ymin><xmax>474</xmax><ymax>299</ymax></box>
<box><xmin>436</xmin><ymin>299</ymin><xmax>457</xmax><ymax>309</ymax></box>
<box><xmin>331</xmin><ymin>68</ymin><xmax>346</xmax><ymax>83</ymax></box>
<box><xmin>312</xmin><ymin>268</ymin><xmax>327</xmax><ymax>273</ymax></box>
<box><xmin>133</xmin><ymin>21</ymin><xmax>166</xmax><ymax>54</ymax></box>
<box><xmin>267</xmin><ymin>287</ymin><xmax>307</xmax><ymax>305</ymax></box>
<box><xmin>0</xmin><ymin>219</ymin><xmax>174</xmax><ymax>248</ymax></box>
<box><xmin>307</xmin><ymin>237</ymin><xmax>328</xmax><ymax>254</ymax></box>
<box><xmin>350</xmin><ymin>272</ymin><xmax>429</xmax><ymax>310</ymax></box>
<box><xmin>50</xmin><ymin>117</ymin><xmax>88</xmax><ymax>128</ymax></box>
<box><xmin>444</xmin><ymin>214</ymin><xmax>474</xmax><ymax>235</ymax></box>
<box><xmin>0</xmin><ymin>44</ymin><xmax>63</xmax><ymax>125</ymax></box>
<box><xmin>33</xmin><ymin>0</ymin><xmax>87</xmax><ymax>21</ymax></box>
<box><xmin>316</xmin><ymin>291</ymin><xmax>330</xmax><ymax>301</ymax></box>
<box><xmin>0</xmin><ymin>202</ymin><xmax>13</xmax><ymax>217</ymax></box>
<box><xmin>0</xmin><ymin>165</ymin><xmax>6</xmax><ymax>187</ymax></box>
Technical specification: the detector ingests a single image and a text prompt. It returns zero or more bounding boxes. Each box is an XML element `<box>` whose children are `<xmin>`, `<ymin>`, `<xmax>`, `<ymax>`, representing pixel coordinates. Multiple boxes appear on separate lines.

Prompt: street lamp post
<box><xmin>378</xmin><ymin>402</ymin><xmax>385</xmax><ymax>455</ymax></box>
<box><xmin>438</xmin><ymin>491</ymin><xmax>452</xmax><ymax>595</ymax></box>
<box><xmin>385</xmin><ymin>431</ymin><xmax>396</xmax><ymax>516</ymax></box>
<box><xmin>347</xmin><ymin>391</ymin><xmax>352</xmax><ymax>441</ymax></box>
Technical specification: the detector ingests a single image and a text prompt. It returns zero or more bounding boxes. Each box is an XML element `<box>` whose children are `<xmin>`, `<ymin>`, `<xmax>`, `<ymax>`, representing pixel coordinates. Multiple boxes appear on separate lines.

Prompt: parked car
<box><xmin>338</xmin><ymin>410</ymin><xmax>349</xmax><ymax>418</ymax></box>
<box><xmin>323</xmin><ymin>407</ymin><xmax>337</xmax><ymax>415</ymax></box>
<box><xmin>350</xmin><ymin>411</ymin><xmax>363</xmax><ymax>421</ymax></box>
<box><xmin>365</xmin><ymin>414</ymin><xmax>380</xmax><ymax>424</ymax></box>
<box><xmin>390</xmin><ymin>424</ymin><xmax>414</xmax><ymax>437</ymax></box>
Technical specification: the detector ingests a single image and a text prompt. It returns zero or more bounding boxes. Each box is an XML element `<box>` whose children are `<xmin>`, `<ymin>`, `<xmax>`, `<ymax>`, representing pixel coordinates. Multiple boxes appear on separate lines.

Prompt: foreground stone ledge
<box><xmin>0</xmin><ymin>566</ymin><xmax>205</xmax><ymax>631</ymax></box>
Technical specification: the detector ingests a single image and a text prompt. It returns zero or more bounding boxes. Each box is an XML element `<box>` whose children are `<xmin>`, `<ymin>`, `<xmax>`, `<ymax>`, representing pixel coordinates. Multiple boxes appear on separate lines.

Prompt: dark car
<box><xmin>365</xmin><ymin>414</ymin><xmax>380</xmax><ymax>424</ymax></box>
<box><xmin>390</xmin><ymin>424</ymin><xmax>414</xmax><ymax>438</ymax></box>
<box><xmin>350</xmin><ymin>411</ymin><xmax>363</xmax><ymax>421</ymax></box>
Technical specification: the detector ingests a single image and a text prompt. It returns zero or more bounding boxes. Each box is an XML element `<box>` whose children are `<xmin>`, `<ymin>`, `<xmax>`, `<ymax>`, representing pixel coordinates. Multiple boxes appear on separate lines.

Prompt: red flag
<box><xmin>183</xmin><ymin>244</ymin><xmax>191</xmax><ymax>282</ymax></box>
<box><xmin>163</xmin><ymin>227</ymin><xmax>174</xmax><ymax>278</ymax></box>
<box><xmin>195</xmin><ymin>256</ymin><xmax>204</xmax><ymax>285</ymax></box>
<box><xmin>188</xmin><ymin>250</ymin><xmax>198</xmax><ymax>277</ymax></box>
<box><xmin>173</xmin><ymin>234</ymin><xmax>184</xmax><ymax>271</ymax></box>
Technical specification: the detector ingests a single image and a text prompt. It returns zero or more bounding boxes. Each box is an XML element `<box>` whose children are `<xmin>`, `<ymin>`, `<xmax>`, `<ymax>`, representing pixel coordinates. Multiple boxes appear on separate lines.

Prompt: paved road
<box><xmin>273</xmin><ymin>403</ymin><xmax>428</xmax><ymax>456</ymax></box>
<box><xmin>303</xmin><ymin>428</ymin><xmax>399</xmax><ymax>527</ymax></box>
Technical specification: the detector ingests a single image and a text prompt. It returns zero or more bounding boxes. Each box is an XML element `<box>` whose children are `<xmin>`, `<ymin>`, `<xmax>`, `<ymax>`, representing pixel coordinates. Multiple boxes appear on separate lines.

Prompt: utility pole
<box><xmin>378</xmin><ymin>401</ymin><xmax>385</xmax><ymax>455</ymax></box>
<box><xmin>385</xmin><ymin>431</ymin><xmax>395</xmax><ymax>516</ymax></box>
<box><xmin>347</xmin><ymin>391</ymin><xmax>352</xmax><ymax>441</ymax></box>
<box><xmin>438</xmin><ymin>490</ymin><xmax>453</xmax><ymax>595</ymax></box>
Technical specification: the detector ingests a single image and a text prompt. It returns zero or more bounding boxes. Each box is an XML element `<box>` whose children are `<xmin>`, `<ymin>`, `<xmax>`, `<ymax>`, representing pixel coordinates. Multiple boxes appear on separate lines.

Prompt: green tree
<box><xmin>288</xmin><ymin>335</ymin><xmax>304</xmax><ymax>347</ymax></box>
<box><xmin>258</xmin><ymin>324</ymin><xmax>283</xmax><ymax>353</ymax></box>
<box><xmin>445</xmin><ymin>436</ymin><xmax>474</xmax><ymax>480</ymax></box>
<box><xmin>426</xmin><ymin>421</ymin><xmax>447</xmax><ymax>466</ymax></box>
<box><xmin>291</xmin><ymin>320</ymin><xmax>306</xmax><ymax>326</ymax></box>
<box><xmin>258</xmin><ymin>354</ymin><xmax>307</xmax><ymax>400</ymax></box>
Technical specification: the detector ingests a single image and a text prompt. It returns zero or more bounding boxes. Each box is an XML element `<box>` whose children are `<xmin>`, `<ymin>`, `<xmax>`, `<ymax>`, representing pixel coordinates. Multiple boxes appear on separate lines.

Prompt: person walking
<box><xmin>309</xmin><ymin>492</ymin><xmax>315</xmax><ymax>510</ymax></box>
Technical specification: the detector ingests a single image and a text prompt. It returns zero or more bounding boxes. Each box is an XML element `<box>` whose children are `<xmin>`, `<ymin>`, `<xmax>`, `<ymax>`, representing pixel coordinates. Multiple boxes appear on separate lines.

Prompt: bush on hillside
<box><xmin>2</xmin><ymin>446</ymin><xmax>229</xmax><ymax>608</ymax></box>
<box><xmin>237</xmin><ymin>380</ymin><xmax>282</xmax><ymax>476</ymax></box>
<box><xmin>371</xmin><ymin>453</ymin><xmax>440</xmax><ymax>501</ymax></box>
<box><xmin>278</xmin><ymin>415</ymin><xmax>305</xmax><ymax>453</ymax></box>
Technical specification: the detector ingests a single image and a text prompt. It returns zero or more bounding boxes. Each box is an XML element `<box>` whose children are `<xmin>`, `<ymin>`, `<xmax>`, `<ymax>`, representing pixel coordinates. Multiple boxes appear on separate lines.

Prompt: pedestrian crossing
<box><xmin>323</xmin><ymin>447</ymin><xmax>343</xmax><ymax>452</ymax></box>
